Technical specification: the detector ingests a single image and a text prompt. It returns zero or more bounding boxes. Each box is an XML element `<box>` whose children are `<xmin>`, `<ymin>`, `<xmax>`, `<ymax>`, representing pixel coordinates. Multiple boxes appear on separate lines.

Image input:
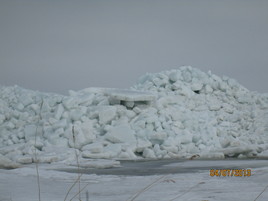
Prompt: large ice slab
<box><xmin>104</xmin><ymin>88</ymin><xmax>156</xmax><ymax>102</ymax></box>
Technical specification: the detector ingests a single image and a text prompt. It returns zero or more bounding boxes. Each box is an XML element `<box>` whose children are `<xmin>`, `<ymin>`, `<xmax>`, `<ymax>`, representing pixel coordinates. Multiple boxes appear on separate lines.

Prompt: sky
<box><xmin>0</xmin><ymin>0</ymin><xmax>267</xmax><ymax>95</ymax></box>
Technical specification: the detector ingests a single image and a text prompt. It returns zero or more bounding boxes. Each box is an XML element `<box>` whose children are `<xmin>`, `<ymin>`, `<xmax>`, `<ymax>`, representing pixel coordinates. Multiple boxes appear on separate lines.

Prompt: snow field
<box><xmin>1</xmin><ymin>163</ymin><xmax>268</xmax><ymax>201</ymax></box>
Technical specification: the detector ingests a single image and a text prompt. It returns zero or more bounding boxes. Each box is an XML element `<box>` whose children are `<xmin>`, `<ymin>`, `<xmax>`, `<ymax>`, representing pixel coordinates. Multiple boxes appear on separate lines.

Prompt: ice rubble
<box><xmin>0</xmin><ymin>66</ymin><xmax>268</xmax><ymax>167</ymax></box>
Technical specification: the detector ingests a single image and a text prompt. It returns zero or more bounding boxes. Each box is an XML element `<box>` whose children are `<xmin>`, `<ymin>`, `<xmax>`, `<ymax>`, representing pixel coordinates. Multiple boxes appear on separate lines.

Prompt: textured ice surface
<box><xmin>0</xmin><ymin>67</ymin><xmax>268</xmax><ymax>166</ymax></box>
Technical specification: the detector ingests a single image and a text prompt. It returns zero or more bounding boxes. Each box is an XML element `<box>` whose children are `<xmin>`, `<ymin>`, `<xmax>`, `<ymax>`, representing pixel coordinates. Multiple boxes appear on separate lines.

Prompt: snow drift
<box><xmin>1</xmin><ymin>66</ymin><xmax>268</xmax><ymax>167</ymax></box>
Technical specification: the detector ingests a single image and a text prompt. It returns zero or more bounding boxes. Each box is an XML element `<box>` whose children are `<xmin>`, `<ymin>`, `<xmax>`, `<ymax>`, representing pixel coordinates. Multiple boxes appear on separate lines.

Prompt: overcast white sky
<box><xmin>0</xmin><ymin>0</ymin><xmax>267</xmax><ymax>95</ymax></box>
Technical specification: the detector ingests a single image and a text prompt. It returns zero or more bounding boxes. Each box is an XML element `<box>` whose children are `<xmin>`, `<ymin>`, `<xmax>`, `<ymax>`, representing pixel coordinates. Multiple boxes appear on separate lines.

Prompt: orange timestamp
<box><xmin>210</xmin><ymin>169</ymin><xmax>251</xmax><ymax>177</ymax></box>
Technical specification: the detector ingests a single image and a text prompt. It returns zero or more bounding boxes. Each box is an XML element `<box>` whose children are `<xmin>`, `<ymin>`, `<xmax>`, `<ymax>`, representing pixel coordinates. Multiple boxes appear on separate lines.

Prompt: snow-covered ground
<box><xmin>1</xmin><ymin>160</ymin><xmax>268</xmax><ymax>201</ymax></box>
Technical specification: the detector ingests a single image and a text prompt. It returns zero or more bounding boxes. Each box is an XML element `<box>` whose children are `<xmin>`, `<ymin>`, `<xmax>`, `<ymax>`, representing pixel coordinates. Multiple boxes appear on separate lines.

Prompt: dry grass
<box><xmin>168</xmin><ymin>182</ymin><xmax>205</xmax><ymax>201</ymax></box>
<box><xmin>126</xmin><ymin>175</ymin><xmax>167</xmax><ymax>201</ymax></box>
<box><xmin>254</xmin><ymin>184</ymin><xmax>268</xmax><ymax>201</ymax></box>
<box><xmin>64</xmin><ymin>125</ymin><xmax>89</xmax><ymax>201</ymax></box>
<box><xmin>34</xmin><ymin>99</ymin><xmax>43</xmax><ymax>201</ymax></box>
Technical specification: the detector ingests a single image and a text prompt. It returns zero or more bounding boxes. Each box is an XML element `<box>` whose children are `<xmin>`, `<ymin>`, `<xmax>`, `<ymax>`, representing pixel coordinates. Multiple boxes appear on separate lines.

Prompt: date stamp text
<box><xmin>210</xmin><ymin>169</ymin><xmax>251</xmax><ymax>177</ymax></box>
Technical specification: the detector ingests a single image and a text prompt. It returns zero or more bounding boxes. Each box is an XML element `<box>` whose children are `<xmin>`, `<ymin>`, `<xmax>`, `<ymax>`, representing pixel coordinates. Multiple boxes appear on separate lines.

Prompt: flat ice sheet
<box><xmin>1</xmin><ymin>160</ymin><xmax>268</xmax><ymax>201</ymax></box>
